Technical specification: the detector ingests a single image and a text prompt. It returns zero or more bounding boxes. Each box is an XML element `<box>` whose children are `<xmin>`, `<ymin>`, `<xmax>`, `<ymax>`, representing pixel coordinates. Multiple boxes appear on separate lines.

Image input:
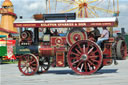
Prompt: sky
<box><xmin>0</xmin><ymin>0</ymin><xmax>128</xmax><ymax>33</ymax></box>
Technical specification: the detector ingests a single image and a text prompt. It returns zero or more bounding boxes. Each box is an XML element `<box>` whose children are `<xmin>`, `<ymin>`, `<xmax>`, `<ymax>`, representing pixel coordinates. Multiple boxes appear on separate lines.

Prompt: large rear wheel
<box><xmin>67</xmin><ymin>40</ymin><xmax>103</xmax><ymax>75</ymax></box>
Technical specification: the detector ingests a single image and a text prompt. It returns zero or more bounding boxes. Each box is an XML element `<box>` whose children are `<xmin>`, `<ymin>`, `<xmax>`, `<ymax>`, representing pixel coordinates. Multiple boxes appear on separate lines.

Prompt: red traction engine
<box><xmin>14</xmin><ymin>13</ymin><xmax>127</xmax><ymax>76</ymax></box>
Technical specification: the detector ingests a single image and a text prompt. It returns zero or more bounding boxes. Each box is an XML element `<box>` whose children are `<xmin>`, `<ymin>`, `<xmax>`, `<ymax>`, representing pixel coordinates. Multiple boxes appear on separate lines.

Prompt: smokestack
<box><xmin>121</xmin><ymin>28</ymin><xmax>125</xmax><ymax>35</ymax></box>
<box><xmin>34</xmin><ymin>28</ymin><xmax>39</xmax><ymax>45</ymax></box>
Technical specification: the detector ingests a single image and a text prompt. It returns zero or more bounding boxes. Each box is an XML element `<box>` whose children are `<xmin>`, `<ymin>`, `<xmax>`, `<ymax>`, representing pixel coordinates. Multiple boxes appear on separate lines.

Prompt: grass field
<box><xmin>2</xmin><ymin>60</ymin><xmax>18</xmax><ymax>64</ymax></box>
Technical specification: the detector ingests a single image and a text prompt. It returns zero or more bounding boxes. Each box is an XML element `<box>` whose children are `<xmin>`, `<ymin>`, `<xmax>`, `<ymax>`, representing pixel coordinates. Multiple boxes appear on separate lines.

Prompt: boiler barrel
<box><xmin>28</xmin><ymin>45</ymin><xmax>38</xmax><ymax>54</ymax></box>
<box><xmin>39</xmin><ymin>47</ymin><xmax>55</xmax><ymax>57</ymax></box>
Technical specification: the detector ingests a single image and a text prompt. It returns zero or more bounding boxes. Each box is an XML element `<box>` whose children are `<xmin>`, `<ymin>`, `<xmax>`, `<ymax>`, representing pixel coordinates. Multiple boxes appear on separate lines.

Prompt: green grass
<box><xmin>2</xmin><ymin>60</ymin><xmax>18</xmax><ymax>64</ymax></box>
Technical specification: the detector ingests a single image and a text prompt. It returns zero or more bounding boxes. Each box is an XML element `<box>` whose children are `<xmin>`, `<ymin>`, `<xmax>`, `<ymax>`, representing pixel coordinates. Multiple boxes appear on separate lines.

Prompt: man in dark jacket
<box><xmin>93</xmin><ymin>27</ymin><xmax>100</xmax><ymax>41</ymax></box>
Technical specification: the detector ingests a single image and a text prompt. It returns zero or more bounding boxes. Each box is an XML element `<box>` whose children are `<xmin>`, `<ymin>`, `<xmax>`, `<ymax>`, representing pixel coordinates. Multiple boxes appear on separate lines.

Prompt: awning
<box><xmin>14</xmin><ymin>17</ymin><xmax>118</xmax><ymax>28</ymax></box>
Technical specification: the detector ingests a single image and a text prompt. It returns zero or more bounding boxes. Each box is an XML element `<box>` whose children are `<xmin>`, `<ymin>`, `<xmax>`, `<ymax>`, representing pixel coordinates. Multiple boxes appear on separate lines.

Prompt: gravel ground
<box><xmin>0</xmin><ymin>60</ymin><xmax>128</xmax><ymax>85</ymax></box>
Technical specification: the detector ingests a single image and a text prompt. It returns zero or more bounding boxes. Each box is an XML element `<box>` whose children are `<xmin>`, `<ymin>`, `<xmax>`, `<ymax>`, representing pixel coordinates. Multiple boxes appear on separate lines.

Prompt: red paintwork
<box><xmin>15</xmin><ymin>16</ymin><xmax>127</xmax><ymax>75</ymax></box>
<box><xmin>18</xmin><ymin>54</ymin><xmax>39</xmax><ymax>76</ymax></box>
<box><xmin>67</xmin><ymin>40</ymin><xmax>102</xmax><ymax>75</ymax></box>
<box><xmin>39</xmin><ymin>47</ymin><xmax>54</xmax><ymax>57</ymax></box>
<box><xmin>56</xmin><ymin>52</ymin><xmax>65</xmax><ymax>67</ymax></box>
<box><xmin>51</xmin><ymin>37</ymin><xmax>66</xmax><ymax>46</ymax></box>
<box><xmin>102</xmin><ymin>38</ymin><xmax>115</xmax><ymax>66</ymax></box>
<box><xmin>14</xmin><ymin>22</ymin><xmax>115</xmax><ymax>28</ymax></box>
<box><xmin>67</xmin><ymin>30</ymin><xmax>87</xmax><ymax>46</ymax></box>
<box><xmin>39</xmin><ymin>37</ymin><xmax>67</xmax><ymax>67</ymax></box>
<box><xmin>103</xmin><ymin>43</ymin><xmax>113</xmax><ymax>66</ymax></box>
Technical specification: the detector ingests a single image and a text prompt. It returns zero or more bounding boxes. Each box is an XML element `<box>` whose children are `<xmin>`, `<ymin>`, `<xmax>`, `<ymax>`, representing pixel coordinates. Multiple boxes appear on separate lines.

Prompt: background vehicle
<box><xmin>0</xmin><ymin>35</ymin><xmax>7</xmax><ymax>64</ymax></box>
<box><xmin>0</xmin><ymin>35</ymin><xmax>16</xmax><ymax>64</ymax></box>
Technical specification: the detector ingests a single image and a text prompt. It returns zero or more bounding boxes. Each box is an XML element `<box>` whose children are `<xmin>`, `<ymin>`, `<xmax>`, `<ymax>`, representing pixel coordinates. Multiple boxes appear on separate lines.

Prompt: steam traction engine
<box><xmin>14</xmin><ymin>13</ymin><xmax>127</xmax><ymax>76</ymax></box>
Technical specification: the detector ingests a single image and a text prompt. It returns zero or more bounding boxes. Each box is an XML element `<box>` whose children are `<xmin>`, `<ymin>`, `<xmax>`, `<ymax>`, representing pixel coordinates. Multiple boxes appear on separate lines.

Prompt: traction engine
<box><xmin>14</xmin><ymin>13</ymin><xmax>127</xmax><ymax>76</ymax></box>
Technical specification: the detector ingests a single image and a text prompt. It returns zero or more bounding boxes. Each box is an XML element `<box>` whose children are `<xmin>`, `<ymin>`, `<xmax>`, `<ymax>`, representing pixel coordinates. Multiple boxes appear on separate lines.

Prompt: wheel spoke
<box><xmin>88</xmin><ymin>47</ymin><xmax>94</xmax><ymax>54</ymax></box>
<box><xmin>30</xmin><ymin>66</ymin><xmax>35</xmax><ymax>72</ymax></box>
<box><xmin>85</xmin><ymin>42</ymin><xmax>91</xmax><ymax>53</ymax></box>
<box><xmin>42</xmin><ymin>66</ymin><xmax>46</xmax><ymax>70</ymax></box>
<box><xmin>70</xmin><ymin>57</ymin><xmax>80</xmax><ymax>60</ymax></box>
<box><xmin>24</xmin><ymin>56</ymin><xmax>28</xmax><ymax>61</ymax></box>
<box><xmin>90</xmin><ymin>58</ymin><xmax>99</xmax><ymax>63</ymax></box>
<box><xmin>30</xmin><ymin>59</ymin><xmax>36</xmax><ymax>64</ymax></box>
<box><xmin>27</xmin><ymin>67</ymin><xmax>29</xmax><ymax>73</ymax></box>
<box><xmin>77</xmin><ymin>43</ymin><xmax>82</xmax><ymax>52</ymax></box>
<box><xmin>24</xmin><ymin>67</ymin><xmax>28</xmax><ymax>73</ymax></box>
<box><xmin>72</xmin><ymin>60</ymin><xmax>80</xmax><ymax>65</ymax></box>
<box><xmin>76</xmin><ymin>60</ymin><xmax>83</xmax><ymax>68</ymax></box>
<box><xmin>87</xmin><ymin>62</ymin><xmax>91</xmax><ymax>71</ymax></box>
<box><xmin>88</xmin><ymin>60</ymin><xmax>95</xmax><ymax>66</ymax></box>
<box><xmin>37</xmin><ymin>57</ymin><xmax>50</xmax><ymax>74</ymax></box>
<box><xmin>75</xmin><ymin>48</ymin><xmax>82</xmax><ymax>55</ymax></box>
<box><xmin>71</xmin><ymin>52</ymin><xmax>80</xmax><ymax>57</ymax></box>
<box><xmin>30</xmin><ymin>56</ymin><xmax>34</xmax><ymax>62</ymax></box>
<box><xmin>40</xmin><ymin>66</ymin><xmax>43</xmax><ymax>71</ymax></box>
<box><xmin>89</xmin><ymin>51</ymin><xmax>97</xmax><ymax>56</ymax></box>
<box><xmin>22</xmin><ymin>60</ymin><xmax>27</xmax><ymax>65</ymax></box>
<box><xmin>89</xmin><ymin>56</ymin><xmax>98</xmax><ymax>59</ymax></box>
<box><xmin>84</xmin><ymin>61</ymin><xmax>87</xmax><ymax>72</ymax></box>
<box><xmin>80</xmin><ymin>63</ymin><xmax>84</xmax><ymax>72</ymax></box>
<box><xmin>21</xmin><ymin>64</ymin><xmax>26</xmax><ymax>69</ymax></box>
<box><xmin>83</xmin><ymin>45</ymin><xmax>86</xmax><ymax>53</ymax></box>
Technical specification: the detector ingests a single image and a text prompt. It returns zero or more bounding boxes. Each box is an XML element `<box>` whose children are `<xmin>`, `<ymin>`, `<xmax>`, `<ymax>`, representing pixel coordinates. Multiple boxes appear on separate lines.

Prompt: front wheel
<box><xmin>37</xmin><ymin>57</ymin><xmax>50</xmax><ymax>74</ymax></box>
<box><xmin>67</xmin><ymin>40</ymin><xmax>103</xmax><ymax>75</ymax></box>
<box><xmin>18</xmin><ymin>54</ymin><xmax>39</xmax><ymax>76</ymax></box>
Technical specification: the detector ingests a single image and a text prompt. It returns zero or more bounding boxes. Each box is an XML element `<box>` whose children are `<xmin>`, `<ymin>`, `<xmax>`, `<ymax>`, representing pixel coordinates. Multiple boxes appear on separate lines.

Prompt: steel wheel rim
<box><xmin>67</xmin><ymin>40</ymin><xmax>103</xmax><ymax>75</ymax></box>
<box><xmin>18</xmin><ymin>54</ymin><xmax>39</xmax><ymax>76</ymax></box>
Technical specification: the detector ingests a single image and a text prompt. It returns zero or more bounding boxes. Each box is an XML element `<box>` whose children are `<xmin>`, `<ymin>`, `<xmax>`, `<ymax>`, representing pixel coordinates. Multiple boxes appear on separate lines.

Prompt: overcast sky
<box><xmin>0</xmin><ymin>0</ymin><xmax>128</xmax><ymax>33</ymax></box>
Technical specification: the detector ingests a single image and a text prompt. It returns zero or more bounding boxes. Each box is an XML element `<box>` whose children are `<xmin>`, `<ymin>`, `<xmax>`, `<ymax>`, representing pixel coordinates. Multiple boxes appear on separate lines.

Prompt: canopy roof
<box><xmin>14</xmin><ymin>17</ymin><xmax>118</xmax><ymax>28</ymax></box>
